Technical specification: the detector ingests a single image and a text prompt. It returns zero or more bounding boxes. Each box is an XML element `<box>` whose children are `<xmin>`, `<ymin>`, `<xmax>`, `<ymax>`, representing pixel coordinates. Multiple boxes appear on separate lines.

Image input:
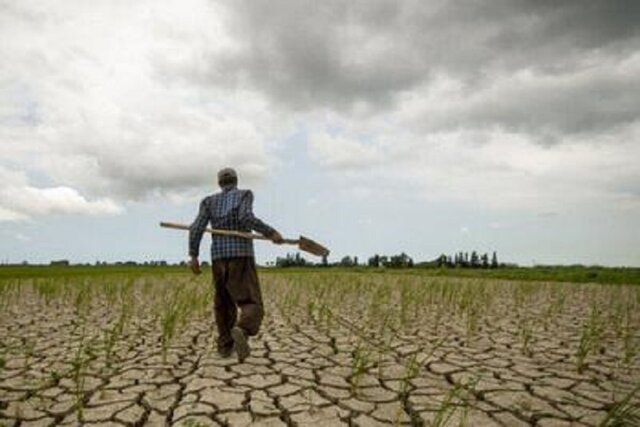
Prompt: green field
<box><xmin>2</xmin><ymin>264</ymin><xmax>640</xmax><ymax>285</ymax></box>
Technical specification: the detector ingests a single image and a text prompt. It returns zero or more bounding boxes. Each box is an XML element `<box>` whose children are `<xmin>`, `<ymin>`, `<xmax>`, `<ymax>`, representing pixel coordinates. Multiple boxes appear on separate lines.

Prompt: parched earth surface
<box><xmin>0</xmin><ymin>272</ymin><xmax>639</xmax><ymax>426</ymax></box>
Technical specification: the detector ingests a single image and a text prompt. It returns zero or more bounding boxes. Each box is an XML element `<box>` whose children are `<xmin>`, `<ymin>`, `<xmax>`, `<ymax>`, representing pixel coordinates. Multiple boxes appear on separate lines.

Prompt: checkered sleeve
<box><xmin>188</xmin><ymin>197</ymin><xmax>211</xmax><ymax>257</ymax></box>
<box><xmin>238</xmin><ymin>190</ymin><xmax>276</xmax><ymax>237</ymax></box>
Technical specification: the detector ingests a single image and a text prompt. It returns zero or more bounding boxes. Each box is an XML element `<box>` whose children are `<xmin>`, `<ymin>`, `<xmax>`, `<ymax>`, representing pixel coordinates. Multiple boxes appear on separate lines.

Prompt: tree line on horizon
<box><xmin>5</xmin><ymin>250</ymin><xmax>502</xmax><ymax>270</ymax></box>
<box><xmin>273</xmin><ymin>250</ymin><xmax>505</xmax><ymax>269</ymax></box>
<box><xmin>436</xmin><ymin>251</ymin><xmax>500</xmax><ymax>269</ymax></box>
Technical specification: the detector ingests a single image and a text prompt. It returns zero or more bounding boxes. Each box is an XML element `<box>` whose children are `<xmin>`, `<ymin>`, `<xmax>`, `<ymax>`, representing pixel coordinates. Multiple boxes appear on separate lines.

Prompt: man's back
<box><xmin>189</xmin><ymin>185</ymin><xmax>275</xmax><ymax>260</ymax></box>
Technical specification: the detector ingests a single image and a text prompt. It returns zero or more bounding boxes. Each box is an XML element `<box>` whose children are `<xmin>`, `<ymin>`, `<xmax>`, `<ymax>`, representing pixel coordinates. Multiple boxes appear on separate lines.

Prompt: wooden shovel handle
<box><xmin>160</xmin><ymin>222</ymin><xmax>298</xmax><ymax>244</ymax></box>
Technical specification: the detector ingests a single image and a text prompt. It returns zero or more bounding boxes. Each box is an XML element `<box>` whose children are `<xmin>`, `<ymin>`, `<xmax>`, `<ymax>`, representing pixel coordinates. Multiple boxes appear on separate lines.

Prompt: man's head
<box><xmin>218</xmin><ymin>167</ymin><xmax>238</xmax><ymax>188</ymax></box>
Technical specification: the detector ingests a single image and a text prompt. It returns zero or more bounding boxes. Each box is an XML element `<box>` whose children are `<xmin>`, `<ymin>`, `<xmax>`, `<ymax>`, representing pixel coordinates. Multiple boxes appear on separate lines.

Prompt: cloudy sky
<box><xmin>1</xmin><ymin>0</ymin><xmax>639</xmax><ymax>266</ymax></box>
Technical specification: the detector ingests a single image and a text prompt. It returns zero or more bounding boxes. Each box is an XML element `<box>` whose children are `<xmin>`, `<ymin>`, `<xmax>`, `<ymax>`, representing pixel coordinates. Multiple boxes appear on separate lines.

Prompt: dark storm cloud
<box><xmin>179</xmin><ymin>0</ymin><xmax>640</xmax><ymax>135</ymax></box>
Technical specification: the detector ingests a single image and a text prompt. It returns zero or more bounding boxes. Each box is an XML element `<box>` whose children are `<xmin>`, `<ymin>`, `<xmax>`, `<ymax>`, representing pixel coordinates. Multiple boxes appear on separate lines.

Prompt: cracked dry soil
<box><xmin>0</xmin><ymin>271</ymin><xmax>638</xmax><ymax>426</ymax></box>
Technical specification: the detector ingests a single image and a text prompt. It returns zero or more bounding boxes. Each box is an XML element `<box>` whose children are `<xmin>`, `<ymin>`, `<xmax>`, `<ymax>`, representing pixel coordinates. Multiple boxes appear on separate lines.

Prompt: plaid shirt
<box><xmin>189</xmin><ymin>185</ymin><xmax>275</xmax><ymax>260</ymax></box>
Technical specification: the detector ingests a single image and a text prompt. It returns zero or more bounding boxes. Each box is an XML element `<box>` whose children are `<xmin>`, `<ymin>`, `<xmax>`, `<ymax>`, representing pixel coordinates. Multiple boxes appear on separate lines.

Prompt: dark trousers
<box><xmin>212</xmin><ymin>257</ymin><xmax>264</xmax><ymax>351</ymax></box>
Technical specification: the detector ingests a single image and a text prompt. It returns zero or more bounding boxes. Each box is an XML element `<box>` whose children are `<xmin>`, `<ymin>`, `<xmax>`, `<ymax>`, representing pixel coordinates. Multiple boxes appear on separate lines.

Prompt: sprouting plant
<box><xmin>400</xmin><ymin>352</ymin><xmax>420</xmax><ymax>397</ymax></box>
<box><xmin>399</xmin><ymin>282</ymin><xmax>414</xmax><ymax>328</ymax></box>
<box><xmin>432</xmin><ymin>302</ymin><xmax>445</xmax><ymax>333</ymax></box>
<box><xmin>465</xmin><ymin>304</ymin><xmax>480</xmax><ymax>342</ymax></box>
<box><xmin>183</xmin><ymin>419</ymin><xmax>210</xmax><ymax>427</ymax></box>
<box><xmin>159</xmin><ymin>287</ymin><xmax>192</xmax><ymax>361</ymax></box>
<box><xmin>72</xmin><ymin>326</ymin><xmax>88</xmax><ymax>420</ymax></box>
<box><xmin>73</xmin><ymin>283</ymin><xmax>93</xmax><ymax>321</ymax></box>
<box><xmin>393</xmin><ymin>352</ymin><xmax>421</xmax><ymax>425</ymax></box>
<box><xmin>34</xmin><ymin>279</ymin><xmax>59</xmax><ymax>306</ymax></box>
<box><xmin>350</xmin><ymin>343</ymin><xmax>372</xmax><ymax>394</ymax></box>
<box><xmin>554</xmin><ymin>286</ymin><xmax>566</xmax><ymax>311</ymax></box>
<box><xmin>622</xmin><ymin>309</ymin><xmax>638</xmax><ymax>366</ymax></box>
<box><xmin>431</xmin><ymin>377</ymin><xmax>479</xmax><ymax>427</ymax></box>
<box><xmin>600</xmin><ymin>383</ymin><xmax>640</xmax><ymax>426</ymax></box>
<box><xmin>306</xmin><ymin>300</ymin><xmax>315</xmax><ymax>320</ymax></box>
<box><xmin>22</xmin><ymin>337</ymin><xmax>36</xmax><ymax>369</ymax></box>
<box><xmin>519</xmin><ymin>317</ymin><xmax>534</xmax><ymax>357</ymax></box>
<box><xmin>576</xmin><ymin>304</ymin><xmax>604</xmax><ymax>373</ymax></box>
<box><xmin>49</xmin><ymin>369</ymin><xmax>61</xmax><ymax>384</ymax></box>
<box><xmin>103</xmin><ymin>302</ymin><xmax>131</xmax><ymax>369</ymax></box>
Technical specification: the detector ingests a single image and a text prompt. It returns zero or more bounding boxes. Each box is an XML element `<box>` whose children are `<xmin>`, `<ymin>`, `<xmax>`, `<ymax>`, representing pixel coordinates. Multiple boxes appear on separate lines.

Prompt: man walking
<box><xmin>189</xmin><ymin>168</ymin><xmax>283</xmax><ymax>362</ymax></box>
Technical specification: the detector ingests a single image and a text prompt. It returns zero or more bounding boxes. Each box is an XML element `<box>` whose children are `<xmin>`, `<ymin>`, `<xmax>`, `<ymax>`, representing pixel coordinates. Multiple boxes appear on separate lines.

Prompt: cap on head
<box><xmin>218</xmin><ymin>167</ymin><xmax>238</xmax><ymax>186</ymax></box>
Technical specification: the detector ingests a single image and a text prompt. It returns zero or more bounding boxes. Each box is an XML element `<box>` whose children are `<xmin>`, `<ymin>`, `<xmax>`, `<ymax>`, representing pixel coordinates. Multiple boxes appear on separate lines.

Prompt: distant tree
<box><xmin>322</xmin><ymin>254</ymin><xmax>328</xmax><ymax>267</ymax></box>
<box><xmin>368</xmin><ymin>254</ymin><xmax>381</xmax><ymax>267</ymax></box>
<box><xmin>481</xmin><ymin>253</ymin><xmax>489</xmax><ymax>268</ymax></box>
<box><xmin>384</xmin><ymin>252</ymin><xmax>413</xmax><ymax>268</ymax></box>
<box><xmin>340</xmin><ymin>256</ymin><xmax>354</xmax><ymax>267</ymax></box>
<box><xmin>491</xmin><ymin>251</ymin><xmax>498</xmax><ymax>269</ymax></box>
<box><xmin>276</xmin><ymin>252</ymin><xmax>308</xmax><ymax>267</ymax></box>
<box><xmin>470</xmin><ymin>251</ymin><xmax>479</xmax><ymax>268</ymax></box>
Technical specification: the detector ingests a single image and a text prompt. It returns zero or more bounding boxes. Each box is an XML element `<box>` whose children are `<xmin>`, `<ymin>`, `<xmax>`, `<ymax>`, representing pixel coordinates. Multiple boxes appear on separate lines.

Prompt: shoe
<box><xmin>217</xmin><ymin>346</ymin><xmax>234</xmax><ymax>359</ymax></box>
<box><xmin>230</xmin><ymin>326</ymin><xmax>250</xmax><ymax>363</ymax></box>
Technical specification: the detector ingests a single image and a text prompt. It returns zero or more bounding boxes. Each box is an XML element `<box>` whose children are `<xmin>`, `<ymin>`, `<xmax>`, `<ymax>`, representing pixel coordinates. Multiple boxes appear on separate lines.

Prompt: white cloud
<box><xmin>2</xmin><ymin>186</ymin><xmax>122</xmax><ymax>218</ymax></box>
<box><xmin>0</xmin><ymin>0</ymin><xmax>274</xmax><ymax>209</ymax></box>
<box><xmin>308</xmin><ymin>126</ymin><xmax>640</xmax><ymax>212</ymax></box>
<box><xmin>395</xmin><ymin>56</ymin><xmax>640</xmax><ymax>136</ymax></box>
<box><xmin>0</xmin><ymin>167</ymin><xmax>121</xmax><ymax>222</ymax></box>
<box><xmin>0</xmin><ymin>207</ymin><xmax>27</xmax><ymax>222</ymax></box>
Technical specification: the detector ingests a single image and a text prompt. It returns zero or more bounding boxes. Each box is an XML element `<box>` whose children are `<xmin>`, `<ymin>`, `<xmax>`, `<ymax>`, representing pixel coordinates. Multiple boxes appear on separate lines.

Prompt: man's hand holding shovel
<box><xmin>190</xmin><ymin>256</ymin><xmax>201</xmax><ymax>275</ymax></box>
<box><xmin>269</xmin><ymin>230</ymin><xmax>284</xmax><ymax>244</ymax></box>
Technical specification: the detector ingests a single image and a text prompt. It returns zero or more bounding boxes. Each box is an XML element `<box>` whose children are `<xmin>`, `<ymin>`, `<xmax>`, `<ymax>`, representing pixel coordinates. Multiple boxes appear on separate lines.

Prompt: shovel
<box><xmin>159</xmin><ymin>221</ymin><xmax>330</xmax><ymax>257</ymax></box>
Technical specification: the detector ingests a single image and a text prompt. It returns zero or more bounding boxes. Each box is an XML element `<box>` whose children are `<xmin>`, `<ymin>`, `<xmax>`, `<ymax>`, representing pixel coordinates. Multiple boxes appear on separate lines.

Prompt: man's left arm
<box><xmin>238</xmin><ymin>191</ymin><xmax>283</xmax><ymax>243</ymax></box>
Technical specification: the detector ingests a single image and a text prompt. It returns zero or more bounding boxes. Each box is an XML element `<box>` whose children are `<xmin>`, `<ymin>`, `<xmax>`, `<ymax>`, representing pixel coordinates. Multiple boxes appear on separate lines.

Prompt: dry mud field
<box><xmin>0</xmin><ymin>271</ymin><xmax>638</xmax><ymax>426</ymax></box>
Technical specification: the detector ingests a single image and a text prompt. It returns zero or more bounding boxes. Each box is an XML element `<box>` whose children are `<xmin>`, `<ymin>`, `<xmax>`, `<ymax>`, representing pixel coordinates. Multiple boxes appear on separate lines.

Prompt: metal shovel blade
<box><xmin>298</xmin><ymin>235</ymin><xmax>330</xmax><ymax>257</ymax></box>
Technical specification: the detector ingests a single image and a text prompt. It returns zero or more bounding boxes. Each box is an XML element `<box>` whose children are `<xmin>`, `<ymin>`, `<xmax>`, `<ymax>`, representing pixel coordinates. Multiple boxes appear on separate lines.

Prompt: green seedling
<box><xmin>519</xmin><ymin>317</ymin><xmax>534</xmax><ymax>357</ymax></box>
<box><xmin>576</xmin><ymin>304</ymin><xmax>604</xmax><ymax>373</ymax></box>
<box><xmin>159</xmin><ymin>287</ymin><xmax>192</xmax><ymax>361</ymax></box>
<box><xmin>465</xmin><ymin>304</ymin><xmax>480</xmax><ymax>342</ymax></box>
<box><xmin>34</xmin><ymin>279</ymin><xmax>60</xmax><ymax>306</ymax></box>
<box><xmin>622</xmin><ymin>319</ymin><xmax>638</xmax><ymax>367</ymax></box>
<box><xmin>400</xmin><ymin>352</ymin><xmax>420</xmax><ymax>397</ymax></box>
<box><xmin>394</xmin><ymin>352</ymin><xmax>421</xmax><ymax>425</ymax></box>
<box><xmin>72</xmin><ymin>326</ymin><xmax>88</xmax><ymax>420</ymax></box>
<box><xmin>431</xmin><ymin>377</ymin><xmax>479</xmax><ymax>427</ymax></box>
<box><xmin>351</xmin><ymin>343</ymin><xmax>372</xmax><ymax>394</ymax></box>
<box><xmin>600</xmin><ymin>383</ymin><xmax>640</xmax><ymax>426</ymax></box>
<box><xmin>49</xmin><ymin>369</ymin><xmax>61</xmax><ymax>384</ymax></box>
<box><xmin>103</xmin><ymin>302</ymin><xmax>131</xmax><ymax>369</ymax></box>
